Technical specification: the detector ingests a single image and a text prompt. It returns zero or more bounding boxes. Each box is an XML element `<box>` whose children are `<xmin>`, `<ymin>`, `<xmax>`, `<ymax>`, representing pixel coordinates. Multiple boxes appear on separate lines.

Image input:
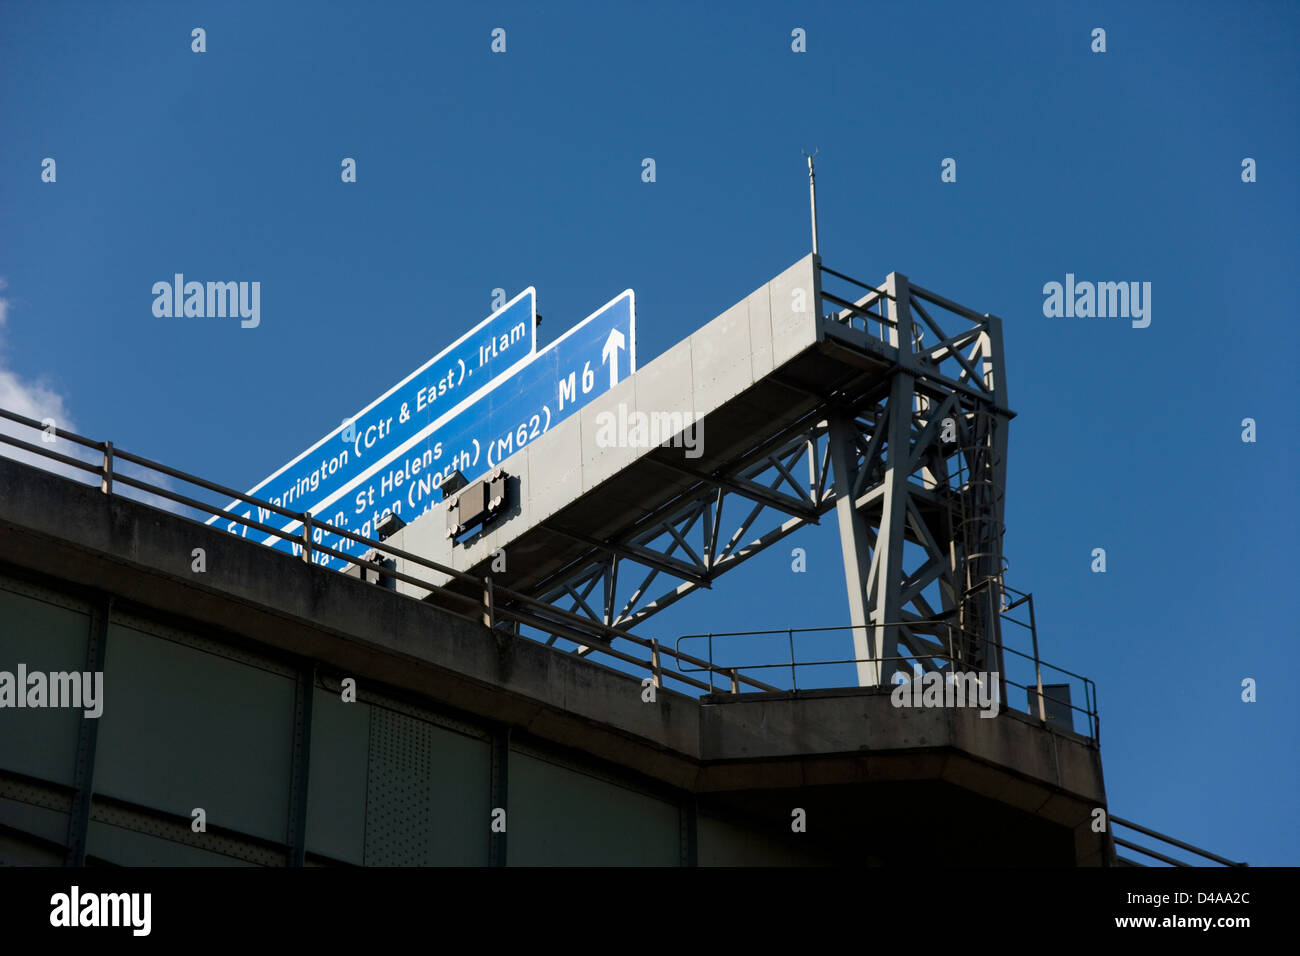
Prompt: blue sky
<box><xmin>2</xmin><ymin>0</ymin><xmax>1296</xmax><ymax>865</ymax></box>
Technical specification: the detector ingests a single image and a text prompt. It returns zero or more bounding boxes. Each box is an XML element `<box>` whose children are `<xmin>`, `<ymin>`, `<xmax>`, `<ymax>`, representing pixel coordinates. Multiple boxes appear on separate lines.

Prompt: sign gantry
<box><xmin>459</xmin><ymin>260</ymin><xmax>1013</xmax><ymax>691</ymax></box>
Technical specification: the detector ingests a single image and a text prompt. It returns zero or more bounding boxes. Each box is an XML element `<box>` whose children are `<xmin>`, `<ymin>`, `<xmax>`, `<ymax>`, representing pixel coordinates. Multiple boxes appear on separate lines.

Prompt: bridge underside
<box><xmin>0</xmin><ymin>455</ymin><xmax>1108</xmax><ymax>865</ymax></box>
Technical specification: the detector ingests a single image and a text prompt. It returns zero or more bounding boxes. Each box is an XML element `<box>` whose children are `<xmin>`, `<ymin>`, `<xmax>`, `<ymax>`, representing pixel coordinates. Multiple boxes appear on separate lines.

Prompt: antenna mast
<box><xmin>805</xmin><ymin>149</ymin><xmax>820</xmax><ymax>256</ymax></box>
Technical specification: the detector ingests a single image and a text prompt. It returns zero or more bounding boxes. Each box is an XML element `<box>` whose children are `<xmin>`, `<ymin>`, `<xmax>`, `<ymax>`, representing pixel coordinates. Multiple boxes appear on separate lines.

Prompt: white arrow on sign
<box><xmin>601</xmin><ymin>328</ymin><xmax>626</xmax><ymax>388</ymax></box>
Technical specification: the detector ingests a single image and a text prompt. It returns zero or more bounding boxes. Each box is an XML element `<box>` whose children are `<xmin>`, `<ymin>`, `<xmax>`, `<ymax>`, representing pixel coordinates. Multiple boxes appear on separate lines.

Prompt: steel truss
<box><xmin>507</xmin><ymin>264</ymin><xmax>1013</xmax><ymax>689</ymax></box>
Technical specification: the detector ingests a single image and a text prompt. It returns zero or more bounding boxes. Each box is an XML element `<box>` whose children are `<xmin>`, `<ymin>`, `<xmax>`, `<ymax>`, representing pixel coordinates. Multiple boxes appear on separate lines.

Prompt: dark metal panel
<box><xmin>65</xmin><ymin>595</ymin><xmax>109</xmax><ymax>865</ymax></box>
<box><xmin>86</xmin><ymin>819</ymin><xmax>257</xmax><ymax>866</ymax></box>
<box><xmin>305</xmin><ymin>685</ymin><xmax>370</xmax><ymax>865</ymax></box>
<box><xmin>93</xmin><ymin>622</ymin><xmax>296</xmax><ymax>844</ymax></box>
<box><xmin>110</xmin><ymin>606</ymin><xmax>297</xmax><ymax>679</ymax></box>
<box><xmin>0</xmin><ymin>787</ymin><xmax>72</xmax><ymax>850</ymax></box>
<box><xmin>680</xmin><ymin>797</ymin><xmax>698</xmax><ymax>867</ymax></box>
<box><xmin>364</xmin><ymin>708</ymin><xmax>435</xmax><ymax>865</ymax></box>
<box><xmin>286</xmin><ymin>663</ymin><xmax>315</xmax><ymax>867</ymax></box>
<box><xmin>0</xmin><ymin>581</ymin><xmax>92</xmax><ymax>787</ymax></box>
<box><xmin>88</xmin><ymin>795</ymin><xmax>285</xmax><ymax>866</ymax></box>
<box><xmin>363</xmin><ymin>707</ymin><xmax>491</xmax><ymax>866</ymax></box>
<box><xmin>506</xmin><ymin>749</ymin><xmax>678</xmax><ymax>866</ymax></box>
<box><xmin>489</xmin><ymin>728</ymin><xmax>509</xmax><ymax>867</ymax></box>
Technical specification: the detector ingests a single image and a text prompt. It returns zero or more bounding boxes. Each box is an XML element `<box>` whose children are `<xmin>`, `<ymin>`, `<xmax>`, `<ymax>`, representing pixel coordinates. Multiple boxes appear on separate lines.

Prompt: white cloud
<box><xmin>0</xmin><ymin>279</ymin><xmax>190</xmax><ymax>516</ymax></box>
<box><xmin>0</xmin><ymin>278</ymin><xmax>93</xmax><ymax>482</ymax></box>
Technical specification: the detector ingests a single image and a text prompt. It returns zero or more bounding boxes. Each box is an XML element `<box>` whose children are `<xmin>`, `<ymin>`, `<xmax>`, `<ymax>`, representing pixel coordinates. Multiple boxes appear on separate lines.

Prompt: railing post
<box><xmin>1029</xmin><ymin>594</ymin><xmax>1046</xmax><ymax>722</ymax></box>
<box><xmin>1091</xmin><ymin>681</ymin><xmax>1101</xmax><ymax>746</ymax></box>
<box><xmin>100</xmin><ymin>441</ymin><xmax>113</xmax><ymax>495</ymax></box>
<box><xmin>301</xmin><ymin>512</ymin><xmax>313</xmax><ymax>564</ymax></box>
<box><xmin>707</xmin><ymin>633</ymin><xmax>714</xmax><ymax>693</ymax></box>
<box><xmin>650</xmin><ymin>638</ymin><xmax>662</xmax><ymax>689</ymax></box>
<box><xmin>483</xmin><ymin>576</ymin><xmax>495</xmax><ymax>628</ymax></box>
<box><xmin>729</xmin><ymin>667</ymin><xmax>739</xmax><ymax>695</ymax></box>
<box><xmin>789</xmin><ymin>629</ymin><xmax>797</xmax><ymax>691</ymax></box>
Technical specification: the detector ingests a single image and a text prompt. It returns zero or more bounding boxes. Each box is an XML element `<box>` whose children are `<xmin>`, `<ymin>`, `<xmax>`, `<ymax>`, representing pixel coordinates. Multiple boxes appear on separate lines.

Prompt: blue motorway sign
<box><xmin>210</xmin><ymin>288</ymin><xmax>537</xmax><ymax>548</ymax></box>
<box><xmin>215</xmin><ymin>288</ymin><xmax>636</xmax><ymax>571</ymax></box>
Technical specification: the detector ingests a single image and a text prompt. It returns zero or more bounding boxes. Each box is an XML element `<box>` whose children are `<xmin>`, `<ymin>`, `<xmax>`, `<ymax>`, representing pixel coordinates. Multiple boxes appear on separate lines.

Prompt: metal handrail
<box><xmin>820</xmin><ymin>265</ymin><xmax>897</xmax><ymax>301</ymax></box>
<box><xmin>0</xmin><ymin>405</ymin><xmax>775</xmax><ymax>696</ymax></box>
<box><xmin>676</xmin><ymin>620</ymin><xmax>1100</xmax><ymax>741</ymax></box>
<box><xmin>1110</xmin><ymin>815</ymin><xmax>1247</xmax><ymax>867</ymax></box>
<box><xmin>818</xmin><ymin>266</ymin><xmax>994</xmax><ymax>342</ymax></box>
<box><xmin>819</xmin><ymin>265</ymin><xmax>897</xmax><ymax>335</ymax></box>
